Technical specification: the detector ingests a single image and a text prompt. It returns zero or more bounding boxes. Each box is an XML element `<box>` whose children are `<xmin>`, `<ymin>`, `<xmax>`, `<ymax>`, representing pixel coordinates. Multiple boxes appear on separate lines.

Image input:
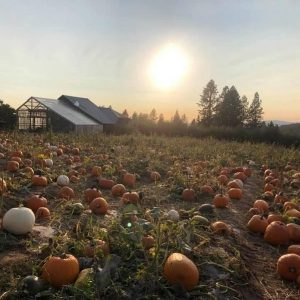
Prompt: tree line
<box><xmin>197</xmin><ymin>80</ymin><xmax>263</xmax><ymax>128</ymax></box>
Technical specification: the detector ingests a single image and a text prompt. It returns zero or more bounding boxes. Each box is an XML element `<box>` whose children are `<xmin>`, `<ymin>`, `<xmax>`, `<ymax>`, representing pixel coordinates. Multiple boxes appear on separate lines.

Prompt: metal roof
<box><xmin>59</xmin><ymin>95</ymin><xmax>124</xmax><ymax>124</ymax></box>
<box><xmin>33</xmin><ymin>97</ymin><xmax>99</xmax><ymax>125</ymax></box>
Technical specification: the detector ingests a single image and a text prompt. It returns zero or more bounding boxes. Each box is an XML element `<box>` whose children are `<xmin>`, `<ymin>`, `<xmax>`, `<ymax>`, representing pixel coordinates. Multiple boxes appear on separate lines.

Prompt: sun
<box><xmin>148</xmin><ymin>44</ymin><xmax>188</xmax><ymax>89</ymax></box>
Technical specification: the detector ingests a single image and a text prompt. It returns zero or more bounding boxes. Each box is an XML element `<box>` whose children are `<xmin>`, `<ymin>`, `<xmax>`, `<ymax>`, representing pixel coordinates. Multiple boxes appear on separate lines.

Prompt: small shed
<box><xmin>17</xmin><ymin>97</ymin><xmax>103</xmax><ymax>133</ymax></box>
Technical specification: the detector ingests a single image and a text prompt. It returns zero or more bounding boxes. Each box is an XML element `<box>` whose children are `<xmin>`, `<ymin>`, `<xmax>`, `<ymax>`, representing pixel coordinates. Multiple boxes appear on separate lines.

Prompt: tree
<box><xmin>149</xmin><ymin>108</ymin><xmax>158</xmax><ymax>122</ymax></box>
<box><xmin>181</xmin><ymin>114</ymin><xmax>188</xmax><ymax>124</ymax></box>
<box><xmin>122</xmin><ymin>109</ymin><xmax>129</xmax><ymax>118</ymax></box>
<box><xmin>132</xmin><ymin>112</ymin><xmax>138</xmax><ymax>120</ymax></box>
<box><xmin>172</xmin><ymin>110</ymin><xmax>182</xmax><ymax>124</ymax></box>
<box><xmin>215</xmin><ymin>86</ymin><xmax>244</xmax><ymax>127</ymax></box>
<box><xmin>197</xmin><ymin>79</ymin><xmax>218</xmax><ymax>126</ymax></box>
<box><xmin>0</xmin><ymin>100</ymin><xmax>17</xmax><ymax>130</ymax></box>
<box><xmin>241</xmin><ymin>95</ymin><xmax>249</xmax><ymax>126</ymax></box>
<box><xmin>247</xmin><ymin>92</ymin><xmax>264</xmax><ymax>128</ymax></box>
<box><xmin>157</xmin><ymin>113</ymin><xmax>165</xmax><ymax>125</ymax></box>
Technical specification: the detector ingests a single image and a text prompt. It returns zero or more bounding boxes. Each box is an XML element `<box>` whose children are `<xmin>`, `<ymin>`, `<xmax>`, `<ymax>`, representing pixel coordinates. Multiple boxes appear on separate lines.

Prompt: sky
<box><xmin>0</xmin><ymin>0</ymin><xmax>300</xmax><ymax>122</ymax></box>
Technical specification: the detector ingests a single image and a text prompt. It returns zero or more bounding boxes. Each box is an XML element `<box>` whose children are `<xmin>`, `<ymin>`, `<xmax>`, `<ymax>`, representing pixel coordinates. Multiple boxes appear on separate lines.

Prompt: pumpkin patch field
<box><xmin>1</xmin><ymin>132</ymin><xmax>300</xmax><ymax>299</ymax></box>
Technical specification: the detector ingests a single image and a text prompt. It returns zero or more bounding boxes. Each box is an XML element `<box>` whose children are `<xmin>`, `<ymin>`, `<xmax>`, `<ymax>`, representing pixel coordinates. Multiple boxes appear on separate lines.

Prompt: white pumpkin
<box><xmin>44</xmin><ymin>159</ymin><xmax>53</xmax><ymax>168</ymax></box>
<box><xmin>3</xmin><ymin>207</ymin><xmax>35</xmax><ymax>235</ymax></box>
<box><xmin>57</xmin><ymin>175</ymin><xmax>70</xmax><ymax>186</ymax></box>
<box><xmin>44</xmin><ymin>142</ymin><xmax>50</xmax><ymax>148</ymax></box>
<box><xmin>167</xmin><ymin>209</ymin><xmax>180</xmax><ymax>222</ymax></box>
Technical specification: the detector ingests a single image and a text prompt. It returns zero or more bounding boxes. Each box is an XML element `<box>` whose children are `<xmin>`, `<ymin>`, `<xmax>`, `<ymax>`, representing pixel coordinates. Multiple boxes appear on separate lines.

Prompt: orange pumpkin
<box><xmin>277</xmin><ymin>254</ymin><xmax>300</xmax><ymax>281</ymax></box>
<box><xmin>288</xmin><ymin>245</ymin><xmax>300</xmax><ymax>256</ymax></box>
<box><xmin>89</xmin><ymin>197</ymin><xmax>108</xmax><ymax>215</ymax></box>
<box><xmin>84</xmin><ymin>188</ymin><xmax>102</xmax><ymax>204</ymax></box>
<box><xmin>42</xmin><ymin>254</ymin><xmax>79</xmax><ymax>287</ymax></box>
<box><xmin>287</xmin><ymin>223</ymin><xmax>300</xmax><ymax>242</ymax></box>
<box><xmin>284</xmin><ymin>202</ymin><xmax>298</xmax><ymax>211</ymax></box>
<box><xmin>228</xmin><ymin>188</ymin><xmax>242</xmax><ymax>200</ymax></box>
<box><xmin>99</xmin><ymin>178</ymin><xmax>116</xmax><ymax>189</ymax></box>
<box><xmin>122</xmin><ymin>191</ymin><xmax>140</xmax><ymax>205</ymax></box>
<box><xmin>243</xmin><ymin>167</ymin><xmax>252</xmax><ymax>177</ymax></box>
<box><xmin>253</xmin><ymin>199</ymin><xmax>269</xmax><ymax>213</ymax></box>
<box><xmin>274</xmin><ymin>192</ymin><xmax>288</xmax><ymax>204</ymax></box>
<box><xmin>25</xmin><ymin>195</ymin><xmax>48</xmax><ymax>213</ymax></box>
<box><xmin>213</xmin><ymin>194</ymin><xmax>229</xmax><ymax>208</ymax></box>
<box><xmin>182</xmin><ymin>188</ymin><xmax>196</xmax><ymax>201</ymax></box>
<box><xmin>35</xmin><ymin>207</ymin><xmax>51</xmax><ymax>220</ymax></box>
<box><xmin>247</xmin><ymin>215</ymin><xmax>268</xmax><ymax>233</ymax></box>
<box><xmin>201</xmin><ymin>185</ymin><xmax>214</xmax><ymax>195</ymax></box>
<box><xmin>264</xmin><ymin>183</ymin><xmax>274</xmax><ymax>192</ymax></box>
<box><xmin>233</xmin><ymin>172</ymin><xmax>247</xmax><ymax>182</ymax></box>
<box><xmin>141</xmin><ymin>235</ymin><xmax>155</xmax><ymax>250</ymax></box>
<box><xmin>163</xmin><ymin>253</ymin><xmax>199</xmax><ymax>291</ymax></box>
<box><xmin>84</xmin><ymin>239</ymin><xmax>109</xmax><ymax>257</ymax></box>
<box><xmin>7</xmin><ymin>161</ymin><xmax>19</xmax><ymax>172</ymax></box>
<box><xmin>111</xmin><ymin>184</ymin><xmax>126</xmax><ymax>197</ymax></box>
<box><xmin>217</xmin><ymin>175</ymin><xmax>229</xmax><ymax>185</ymax></box>
<box><xmin>123</xmin><ymin>173</ymin><xmax>136</xmax><ymax>187</ymax></box>
<box><xmin>267</xmin><ymin>214</ymin><xmax>283</xmax><ymax>224</ymax></box>
<box><xmin>32</xmin><ymin>175</ymin><xmax>48</xmax><ymax>186</ymax></box>
<box><xmin>150</xmin><ymin>171</ymin><xmax>161</xmax><ymax>182</ymax></box>
<box><xmin>264</xmin><ymin>221</ymin><xmax>289</xmax><ymax>246</ymax></box>
<box><xmin>91</xmin><ymin>166</ymin><xmax>102</xmax><ymax>177</ymax></box>
<box><xmin>58</xmin><ymin>186</ymin><xmax>75</xmax><ymax>199</ymax></box>
<box><xmin>211</xmin><ymin>221</ymin><xmax>231</xmax><ymax>234</ymax></box>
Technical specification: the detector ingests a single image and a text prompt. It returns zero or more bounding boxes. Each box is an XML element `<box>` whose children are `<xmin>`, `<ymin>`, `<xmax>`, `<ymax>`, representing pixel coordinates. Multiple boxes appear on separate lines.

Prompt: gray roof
<box><xmin>59</xmin><ymin>95</ymin><xmax>125</xmax><ymax>124</ymax></box>
<box><xmin>33</xmin><ymin>97</ymin><xmax>99</xmax><ymax>125</ymax></box>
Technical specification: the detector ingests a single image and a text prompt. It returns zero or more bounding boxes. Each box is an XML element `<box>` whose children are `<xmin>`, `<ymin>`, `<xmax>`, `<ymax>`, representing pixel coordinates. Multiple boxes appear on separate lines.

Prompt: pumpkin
<box><xmin>217</xmin><ymin>175</ymin><xmax>229</xmax><ymax>185</ymax></box>
<box><xmin>32</xmin><ymin>175</ymin><xmax>48</xmax><ymax>187</ymax></box>
<box><xmin>24</xmin><ymin>166</ymin><xmax>34</xmax><ymax>178</ymax></box>
<box><xmin>243</xmin><ymin>167</ymin><xmax>252</xmax><ymax>177</ymax></box>
<box><xmin>167</xmin><ymin>209</ymin><xmax>180</xmax><ymax>221</ymax></box>
<box><xmin>211</xmin><ymin>221</ymin><xmax>231</xmax><ymax>234</ymax></box>
<box><xmin>182</xmin><ymin>188</ymin><xmax>196</xmax><ymax>201</ymax></box>
<box><xmin>201</xmin><ymin>185</ymin><xmax>214</xmax><ymax>195</ymax></box>
<box><xmin>227</xmin><ymin>179</ymin><xmax>243</xmax><ymax>189</ymax></box>
<box><xmin>233</xmin><ymin>172</ymin><xmax>247</xmax><ymax>182</ymax></box>
<box><xmin>285</xmin><ymin>209</ymin><xmax>300</xmax><ymax>218</ymax></box>
<box><xmin>267</xmin><ymin>214</ymin><xmax>283</xmax><ymax>224</ymax></box>
<box><xmin>288</xmin><ymin>245</ymin><xmax>300</xmax><ymax>256</ymax></box>
<box><xmin>59</xmin><ymin>186</ymin><xmax>75</xmax><ymax>199</ymax></box>
<box><xmin>284</xmin><ymin>202</ymin><xmax>298</xmax><ymax>211</ymax></box>
<box><xmin>287</xmin><ymin>223</ymin><xmax>300</xmax><ymax>242</ymax></box>
<box><xmin>56</xmin><ymin>148</ymin><xmax>63</xmax><ymax>156</ymax></box>
<box><xmin>84</xmin><ymin>188</ymin><xmax>102</xmax><ymax>204</ymax></box>
<box><xmin>3</xmin><ymin>207</ymin><xmax>35</xmax><ymax>235</ymax></box>
<box><xmin>213</xmin><ymin>194</ymin><xmax>229</xmax><ymax>208</ymax></box>
<box><xmin>25</xmin><ymin>195</ymin><xmax>48</xmax><ymax>213</ymax></box>
<box><xmin>264</xmin><ymin>183</ymin><xmax>274</xmax><ymax>192</ymax></box>
<box><xmin>141</xmin><ymin>235</ymin><xmax>155</xmax><ymax>250</ymax></box>
<box><xmin>264</xmin><ymin>169</ymin><xmax>272</xmax><ymax>177</ymax></box>
<box><xmin>111</xmin><ymin>184</ymin><xmax>126</xmax><ymax>197</ymax></box>
<box><xmin>57</xmin><ymin>175</ymin><xmax>69</xmax><ymax>186</ymax></box>
<box><xmin>163</xmin><ymin>253</ymin><xmax>199</xmax><ymax>291</ymax></box>
<box><xmin>84</xmin><ymin>239</ymin><xmax>109</xmax><ymax>257</ymax></box>
<box><xmin>150</xmin><ymin>171</ymin><xmax>161</xmax><ymax>182</ymax></box>
<box><xmin>123</xmin><ymin>172</ymin><xmax>136</xmax><ymax>187</ymax></box>
<box><xmin>264</xmin><ymin>221</ymin><xmax>289</xmax><ymax>246</ymax></box>
<box><xmin>277</xmin><ymin>254</ymin><xmax>300</xmax><ymax>281</ymax></box>
<box><xmin>274</xmin><ymin>192</ymin><xmax>288</xmax><ymax>204</ymax></box>
<box><xmin>121</xmin><ymin>191</ymin><xmax>140</xmax><ymax>205</ymax></box>
<box><xmin>247</xmin><ymin>215</ymin><xmax>268</xmax><ymax>233</ymax></box>
<box><xmin>247</xmin><ymin>208</ymin><xmax>261</xmax><ymax>217</ymax></box>
<box><xmin>264</xmin><ymin>176</ymin><xmax>274</xmax><ymax>183</ymax></box>
<box><xmin>44</xmin><ymin>159</ymin><xmax>53</xmax><ymax>168</ymax></box>
<box><xmin>99</xmin><ymin>178</ymin><xmax>116</xmax><ymax>189</ymax></box>
<box><xmin>35</xmin><ymin>207</ymin><xmax>51</xmax><ymax>220</ymax></box>
<box><xmin>91</xmin><ymin>166</ymin><xmax>102</xmax><ymax>177</ymax></box>
<box><xmin>11</xmin><ymin>156</ymin><xmax>22</xmax><ymax>163</ymax></box>
<box><xmin>291</xmin><ymin>179</ymin><xmax>300</xmax><ymax>189</ymax></box>
<box><xmin>228</xmin><ymin>188</ymin><xmax>242</xmax><ymax>200</ymax></box>
<box><xmin>253</xmin><ymin>200</ymin><xmax>269</xmax><ymax>213</ymax></box>
<box><xmin>89</xmin><ymin>197</ymin><xmax>109</xmax><ymax>215</ymax></box>
<box><xmin>0</xmin><ymin>178</ymin><xmax>7</xmax><ymax>194</ymax></box>
<box><xmin>42</xmin><ymin>254</ymin><xmax>80</xmax><ymax>287</ymax></box>
<box><xmin>7</xmin><ymin>160</ymin><xmax>19</xmax><ymax>172</ymax></box>
<box><xmin>23</xmin><ymin>159</ymin><xmax>33</xmax><ymax>167</ymax></box>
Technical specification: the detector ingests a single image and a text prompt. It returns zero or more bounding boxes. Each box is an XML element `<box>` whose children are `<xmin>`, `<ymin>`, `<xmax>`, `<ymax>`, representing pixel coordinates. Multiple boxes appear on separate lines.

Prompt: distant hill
<box><xmin>280</xmin><ymin>123</ymin><xmax>300</xmax><ymax>137</ymax></box>
<box><xmin>265</xmin><ymin>120</ymin><xmax>294</xmax><ymax>126</ymax></box>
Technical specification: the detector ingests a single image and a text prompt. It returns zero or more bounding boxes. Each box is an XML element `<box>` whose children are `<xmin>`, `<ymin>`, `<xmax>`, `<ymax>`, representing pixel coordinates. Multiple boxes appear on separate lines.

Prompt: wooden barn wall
<box><xmin>48</xmin><ymin>111</ymin><xmax>75</xmax><ymax>132</ymax></box>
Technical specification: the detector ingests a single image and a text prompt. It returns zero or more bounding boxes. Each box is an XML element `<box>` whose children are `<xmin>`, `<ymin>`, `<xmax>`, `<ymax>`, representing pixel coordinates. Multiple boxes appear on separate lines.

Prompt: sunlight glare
<box><xmin>149</xmin><ymin>44</ymin><xmax>188</xmax><ymax>89</ymax></box>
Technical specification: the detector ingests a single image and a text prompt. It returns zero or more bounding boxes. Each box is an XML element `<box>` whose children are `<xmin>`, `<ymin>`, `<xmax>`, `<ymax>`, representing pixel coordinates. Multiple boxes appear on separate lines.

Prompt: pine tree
<box><xmin>172</xmin><ymin>110</ymin><xmax>182</xmax><ymax>124</ymax></box>
<box><xmin>132</xmin><ymin>112</ymin><xmax>138</xmax><ymax>120</ymax></box>
<box><xmin>149</xmin><ymin>108</ymin><xmax>158</xmax><ymax>122</ymax></box>
<box><xmin>157</xmin><ymin>113</ymin><xmax>165</xmax><ymax>124</ymax></box>
<box><xmin>215</xmin><ymin>86</ymin><xmax>244</xmax><ymax>127</ymax></box>
<box><xmin>241</xmin><ymin>95</ymin><xmax>249</xmax><ymax>126</ymax></box>
<box><xmin>122</xmin><ymin>109</ymin><xmax>129</xmax><ymax>118</ymax></box>
<box><xmin>197</xmin><ymin>80</ymin><xmax>218</xmax><ymax>126</ymax></box>
<box><xmin>247</xmin><ymin>92</ymin><xmax>264</xmax><ymax>128</ymax></box>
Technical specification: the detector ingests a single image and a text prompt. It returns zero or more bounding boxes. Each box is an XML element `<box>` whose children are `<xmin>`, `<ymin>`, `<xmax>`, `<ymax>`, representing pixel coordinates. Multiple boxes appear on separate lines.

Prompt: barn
<box><xmin>17</xmin><ymin>95</ymin><xmax>129</xmax><ymax>133</ymax></box>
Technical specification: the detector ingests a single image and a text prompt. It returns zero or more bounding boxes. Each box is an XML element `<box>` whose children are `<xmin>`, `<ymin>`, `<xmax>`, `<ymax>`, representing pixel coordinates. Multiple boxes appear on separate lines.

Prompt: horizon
<box><xmin>1</xmin><ymin>1</ymin><xmax>300</xmax><ymax>122</ymax></box>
